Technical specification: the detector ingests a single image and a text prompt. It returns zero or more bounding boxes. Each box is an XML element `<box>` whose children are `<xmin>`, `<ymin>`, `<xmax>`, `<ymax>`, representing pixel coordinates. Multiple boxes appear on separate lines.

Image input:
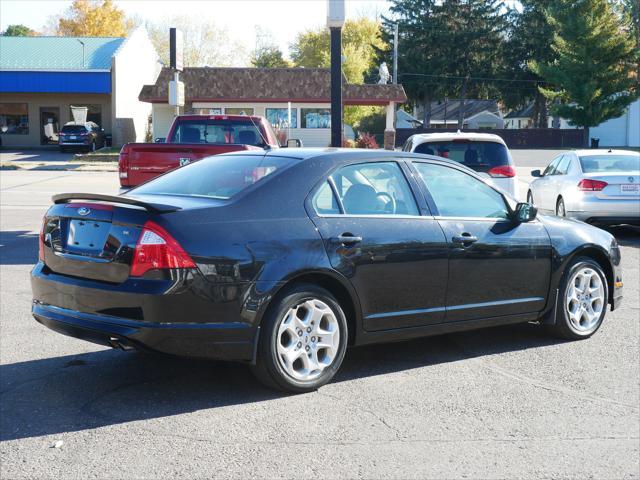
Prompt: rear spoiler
<box><xmin>52</xmin><ymin>193</ymin><xmax>181</xmax><ymax>214</ymax></box>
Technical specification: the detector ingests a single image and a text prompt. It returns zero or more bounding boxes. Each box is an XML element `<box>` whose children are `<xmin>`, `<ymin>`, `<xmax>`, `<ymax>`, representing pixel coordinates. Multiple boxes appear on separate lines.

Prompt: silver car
<box><xmin>528</xmin><ymin>149</ymin><xmax>640</xmax><ymax>226</ymax></box>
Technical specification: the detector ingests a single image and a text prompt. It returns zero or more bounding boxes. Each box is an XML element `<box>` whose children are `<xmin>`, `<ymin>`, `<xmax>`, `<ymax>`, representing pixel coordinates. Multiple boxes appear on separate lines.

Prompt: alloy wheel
<box><xmin>565</xmin><ymin>267</ymin><xmax>605</xmax><ymax>332</ymax></box>
<box><xmin>276</xmin><ymin>298</ymin><xmax>340</xmax><ymax>382</ymax></box>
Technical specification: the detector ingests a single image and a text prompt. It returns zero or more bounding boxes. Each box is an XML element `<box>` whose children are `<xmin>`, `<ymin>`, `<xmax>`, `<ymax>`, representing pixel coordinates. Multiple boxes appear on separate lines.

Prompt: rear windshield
<box><xmin>131</xmin><ymin>154</ymin><xmax>295</xmax><ymax>200</ymax></box>
<box><xmin>61</xmin><ymin>125</ymin><xmax>88</xmax><ymax>133</ymax></box>
<box><xmin>579</xmin><ymin>154</ymin><xmax>640</xmax><ymax>173</ymax></box>
<box><xmin>414</xmin><ymin>140</ymin><xmax>510</xmax><ymax>172</ymax></box>
<box><xmin>171</xmin><ymin>119</ymin><xmax>266</xmax><ymax>146</ymax></box>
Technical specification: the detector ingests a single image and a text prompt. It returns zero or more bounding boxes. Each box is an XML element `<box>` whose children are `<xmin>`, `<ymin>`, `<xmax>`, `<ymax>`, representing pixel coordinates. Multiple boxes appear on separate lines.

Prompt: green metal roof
<box><xmin>0</xmin><ymin>36</ymin><xmax>125</xmax><ymax>70</ymax></box>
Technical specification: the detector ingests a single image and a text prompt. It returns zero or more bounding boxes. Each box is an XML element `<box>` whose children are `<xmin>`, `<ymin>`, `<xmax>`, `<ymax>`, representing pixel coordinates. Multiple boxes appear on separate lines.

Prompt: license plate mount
<box><xmin>620</xmin><ymin>184</ymin><xmax>640</xmax><ymax>195</ymax></box>
<box><xmin>66</xmin><ymin>219</ymin><xmax>110</xmax><ymax>253</ymax></box>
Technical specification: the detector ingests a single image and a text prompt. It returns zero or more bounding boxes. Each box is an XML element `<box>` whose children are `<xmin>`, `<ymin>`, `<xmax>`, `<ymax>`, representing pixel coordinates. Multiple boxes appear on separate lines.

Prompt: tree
<box><xmin>383</xmin><ymin>0</ymin><xmax>508</xmax><ymax>127</ymax></box>
<box><xmin>1</xmin><ymin>25</ymin><xmax>36</xmax><ymax>36</ymax></box>
<box><xmin>56</xmin><ymin>0</ymin><xmax>133</xmax><ymax>37</ymax></box>
<box><xmin>251</xmin><ymin>27</ymin><xmax>290</xmax><ymax>68</ymax></box>
<box><xmin>290</xmin><ymin>17</ymin><xmax>387</xmax><ymax>84</ymax></box>
<box><xmin>530</xmin><ymin>0</ymin><xmax>638</xmax><ymax>143</ymax></box>
<box><xmin>499</xmin><ymin>1</ymin><xmax>556</xmax><ymax>127</ymax></box>
<box><xmin>622</xmin><ymin>0</ymin><xmax>639</xmax><ymax>87</ymax></box>
<box><xmin>146</xmin><ymin>16</ymin><xmax>248</xmax><ymax>67</ymax></box>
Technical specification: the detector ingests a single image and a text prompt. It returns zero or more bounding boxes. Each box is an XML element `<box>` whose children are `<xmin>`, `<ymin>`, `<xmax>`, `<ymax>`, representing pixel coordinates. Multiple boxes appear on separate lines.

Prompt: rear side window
<box><xmin>61</xmin><ymin>125</ymin><xmax>88</xmax><ymax>134</ymax></box>
<box><xmin>172</xmin><ymin>119</ymin><xmax>266</xmax><ymax>146</ymax></box>
<box><xmin>579</xmin><ymin>154</ymin><xmax>640</xmax><ymax>173</ymax></box>
<box><xmin>414</xmin><ymin>162</ymin><xmax>509</xmax><ymax>219</ymax></box>
<box><xmin>324</xmin><ymin>162</ymin><xmax>419</xmax><ymax>216</ymax></box>
<box><xmin>132</xmin><ymin>154</ymin><xmax>295</xmax><ymax>200</ymax></box>
<box><xmin>413</xmin><ymin>141</ymin><xmax>510</xmax><ymax>173</ymax></box>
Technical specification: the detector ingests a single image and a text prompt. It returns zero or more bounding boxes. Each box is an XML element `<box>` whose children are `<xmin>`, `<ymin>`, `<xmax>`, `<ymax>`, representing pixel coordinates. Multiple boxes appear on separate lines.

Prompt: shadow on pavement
<box><xmin>0</xmin><ymin>230</ymin><xmax>38</xmax><ymax>265</ymax></box>
<box><xmin>0</xmin><ymin>322</ymin><xmax>563</xmax><ymax>442</ymax></box>
<box><xmin>604</xmin><ymin>225</ymin><xmax>640</xmax><ymax>248</ymax></box>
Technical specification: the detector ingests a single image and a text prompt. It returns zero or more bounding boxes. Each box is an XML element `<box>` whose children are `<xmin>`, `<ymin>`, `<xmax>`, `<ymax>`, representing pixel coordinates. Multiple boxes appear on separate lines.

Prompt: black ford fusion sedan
<box><xmin>31</xmin><ymin>149</ymin><xmax>623</xmax><ymax>393</ymax></box>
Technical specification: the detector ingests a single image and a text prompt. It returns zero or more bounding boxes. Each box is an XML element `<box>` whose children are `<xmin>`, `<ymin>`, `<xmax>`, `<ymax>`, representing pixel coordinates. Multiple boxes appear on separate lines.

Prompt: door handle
<box><xmin>452</xmin><ymin>233</ymin><xmax>478</xmax><ymax>245</ymax></box>
<box><xmin>333</xmin><ymin>234</ymin><xmax>363</xmax><ymax>245</ymax></box>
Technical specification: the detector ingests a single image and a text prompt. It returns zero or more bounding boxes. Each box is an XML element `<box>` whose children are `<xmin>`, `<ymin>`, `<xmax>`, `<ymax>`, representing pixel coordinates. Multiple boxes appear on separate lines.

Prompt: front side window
<box><xmin>543</xmin><ymin>156</ymin><xmax>562</xmax><ymax>176</ymax></box>
<box><xmin>266</xmin><ymin>108</ymin><xmax>298</xmax><ymax>129</ymax></box>
<box><xmin>327</xmin><ymin>162</ymin><xmax>419</xmax><ymax>216</ymax></box>
<box><xmin>0</xmin><ymin>103</ymin><xmax>28</xmax><ymax>135</ymax></box>
<box><xmin>301</xmin><ymin>108</ymin><xmax>331</xmax><ymax>129</ymax></box>
<box><xmin>133</xmin><ymin>154</ymin><xmax>294</xmax><ymax>200</ymax></box>
<box><xmin>414</xmin><ymin>162</ymin><xmax>509</xmax><ymax>219</ymax></box>
<box><xmin>555</xmin><ymin>155</ymin><xmax>572</xmax><ymax>175</ymax></box>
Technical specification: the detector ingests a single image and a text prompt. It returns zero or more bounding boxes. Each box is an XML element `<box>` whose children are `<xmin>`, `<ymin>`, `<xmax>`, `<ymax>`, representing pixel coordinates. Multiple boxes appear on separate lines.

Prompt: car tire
<box><xmin>90</xmin><ymin>141</ymin><xmax>96</xmax><ymax>152</ymax></box>
<box><xmin>556</xmin><ymin>197</ymin><xmax>566</xmax><ymax>217</ymax></box>
<box><xmin>251</xmin><ymin>283</ymin><xmax>348</xmax><ymax>393</ymax></box>
<box><xmin>527</xmin><ymin>190</ymin><xmax>534</xmax><ymax>205</ymax></box>
<box><xmin>546</xmin><ymin>256</ymin><xmax>608</xmax><ymax>340</ymax></box>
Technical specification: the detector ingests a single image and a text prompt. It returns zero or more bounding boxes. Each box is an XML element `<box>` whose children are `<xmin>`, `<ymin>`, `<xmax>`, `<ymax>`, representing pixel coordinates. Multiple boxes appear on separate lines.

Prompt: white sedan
<box><xmin>527</xmin><ymin>149</ymin><xmax>640</xmax><ymax>226</ymax></box>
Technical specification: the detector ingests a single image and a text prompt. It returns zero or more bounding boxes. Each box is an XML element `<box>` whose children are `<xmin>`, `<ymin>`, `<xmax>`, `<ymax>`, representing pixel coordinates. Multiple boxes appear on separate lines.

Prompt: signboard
<box><xmin>170</xmin><ymin>28</ymin><xmax>184</xmax><ymax>71</ymax></box>
<box><xmin>326</xmin><ymin>0</ymin><xmax>345</xmax><ymax>28</ymax></box>
<box><xmin>169</xmin><ymin>80</ymin><xmax>185</xmax><ymax>106</ymax></box>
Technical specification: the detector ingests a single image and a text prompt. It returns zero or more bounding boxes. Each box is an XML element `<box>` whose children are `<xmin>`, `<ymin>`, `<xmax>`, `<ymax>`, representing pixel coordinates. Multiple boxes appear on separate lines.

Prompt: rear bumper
<box><xmin>568</xmin><ymin>195</ymin><xmax>640</xmax><ymax>225</ymax></box>
<box><xmin>30</xmin><ymin>263</ymin><xmax>257</xmax><ymax>361</ymax></box>
<box><xmin>32</xmin><ymin>302</ymin><xmax>255</xmax><ymax>360</ymax></box>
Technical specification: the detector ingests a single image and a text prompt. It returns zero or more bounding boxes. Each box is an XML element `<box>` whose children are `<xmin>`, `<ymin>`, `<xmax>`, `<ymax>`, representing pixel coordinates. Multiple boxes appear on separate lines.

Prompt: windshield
<box><xmin>579</xmin><ymin>154</ymin><xmax>640</xmax><ymax>173</ymax></box>
<box><xmin>131</xmin><ymin>154</ymin><xmax>295</xmax><ymax>200</ymax></box>
<box><xmin>61</xmin><ymin>125</ymin><xmax>88</xmax><ymax>133</ymax></box>
<box><xmin>414</xmin><ymin>140</ymin><xmax>510</xmax><ymax>173</ymax></box>
<box><xmin>171</xmin><ymin>119</ymin><xmax>266</xmax><ymax>146</ymax></box>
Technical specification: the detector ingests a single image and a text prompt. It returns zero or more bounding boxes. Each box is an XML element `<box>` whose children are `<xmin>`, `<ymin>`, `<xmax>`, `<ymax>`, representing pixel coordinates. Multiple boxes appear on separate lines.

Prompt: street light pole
<box><xmin>77</xmin><ymin>40</ymin><xmax>85</xmax><ymax>68</ymax></box>
<box><xmin>393</xmin><ymin>24</ymin><xmax>398</xmax><ymax>85</ymax></box>
<box><xmin>327</xmin><ymin>0</ymin><xmax>345</xmax><ymax>148</ymax></box>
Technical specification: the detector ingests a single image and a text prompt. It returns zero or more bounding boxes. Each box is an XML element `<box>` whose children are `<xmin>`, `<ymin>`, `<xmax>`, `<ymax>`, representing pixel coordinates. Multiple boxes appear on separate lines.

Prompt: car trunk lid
<box><xmin>582</xmin><ymin>172</ymin><xmax>640</xmax><ymax>199</ymax></box>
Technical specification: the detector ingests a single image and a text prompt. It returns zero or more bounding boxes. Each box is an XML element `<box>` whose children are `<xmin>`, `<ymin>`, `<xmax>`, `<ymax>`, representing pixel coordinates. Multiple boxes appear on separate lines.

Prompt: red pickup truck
<box><xmin>119</xmin><ymin>114</ymin><xmax>279</xmax><ymax>188</ymax></box>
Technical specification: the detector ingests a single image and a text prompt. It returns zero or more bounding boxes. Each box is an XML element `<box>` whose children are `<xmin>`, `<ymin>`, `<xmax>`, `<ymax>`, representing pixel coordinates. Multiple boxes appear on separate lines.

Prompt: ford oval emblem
<box><xmin>629</xmin><ymin>176</ymin><xmax>635</xmax><ymax>183</ymax></box>
<box><xmin>77</xmin><ymin>207</ymin><xmax>91</xmax><ymax>216</ymax></box>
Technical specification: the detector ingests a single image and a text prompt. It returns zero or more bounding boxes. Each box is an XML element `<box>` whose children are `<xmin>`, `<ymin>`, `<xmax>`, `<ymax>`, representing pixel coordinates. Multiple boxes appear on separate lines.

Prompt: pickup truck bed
<box><xmin>119</xmin><ymin>115</ymin><xmax>279</xmax><ymax>188</ymax></box>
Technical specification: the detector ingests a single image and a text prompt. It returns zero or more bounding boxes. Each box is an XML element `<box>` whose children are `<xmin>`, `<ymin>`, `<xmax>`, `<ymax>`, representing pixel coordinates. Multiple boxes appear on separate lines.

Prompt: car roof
<box><xmin>572</xmin><ymin>149</ymin><xmax>639</xmax><ymax>157</ymax></box>
<box><xmin>409</xmin><ymin>131</ymin><xmax>507</xmax><ymax>146</ymax></box>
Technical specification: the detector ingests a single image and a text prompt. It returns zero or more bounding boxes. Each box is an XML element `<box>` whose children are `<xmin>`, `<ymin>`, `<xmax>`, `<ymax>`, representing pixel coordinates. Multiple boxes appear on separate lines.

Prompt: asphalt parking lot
<box><xmin>0</xmin><ymin>151</ymin><xmax>638</xmax><ymax>479</ymax></box>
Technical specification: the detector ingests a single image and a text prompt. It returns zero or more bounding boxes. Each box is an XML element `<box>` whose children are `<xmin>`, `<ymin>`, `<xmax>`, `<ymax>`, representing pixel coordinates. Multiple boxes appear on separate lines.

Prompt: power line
<box><xmin>399</xmin><ymin>72</ymin><xmax>550</xmax><ymax>85</ymax></box>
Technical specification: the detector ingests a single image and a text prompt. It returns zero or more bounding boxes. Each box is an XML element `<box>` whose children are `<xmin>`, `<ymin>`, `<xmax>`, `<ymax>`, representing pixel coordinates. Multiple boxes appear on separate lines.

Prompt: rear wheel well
<box><xmin>570</xmin><ymin>248</ymin><xmax>614</xmax><ymax>304</ymax></box>
<box><xmin>273</xmin><ymin>274</ymin><xmax>358</xmax><ymax>345</ymax></box>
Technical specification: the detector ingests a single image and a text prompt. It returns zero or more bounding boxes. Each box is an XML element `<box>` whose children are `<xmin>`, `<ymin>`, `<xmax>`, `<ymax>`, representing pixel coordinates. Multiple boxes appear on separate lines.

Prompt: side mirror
<box><xmin>514</xmin><ymin>202</ymin><xmax>538</xmax><ymax>223</ymax></box>
<box><xmin>286</xmin><ymin>138</ymin><xmax>303</xmax><ymax>148</ymax></box>
<box><xmin>154</xmin><ymin>137</ymin><xmax>166</xmax><ymax>143</ymax></box>
<box><xmin>531</xmin><ymin>169</ymin><xmax>542</xmax><ymax>177</ymax></box>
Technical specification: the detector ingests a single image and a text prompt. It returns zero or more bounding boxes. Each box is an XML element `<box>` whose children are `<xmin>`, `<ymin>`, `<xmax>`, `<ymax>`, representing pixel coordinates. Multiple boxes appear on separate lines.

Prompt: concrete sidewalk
<box><xmin>0</xmin><ymin>150</ymin><xmax>117</xmax><ymax>172</ymax></box>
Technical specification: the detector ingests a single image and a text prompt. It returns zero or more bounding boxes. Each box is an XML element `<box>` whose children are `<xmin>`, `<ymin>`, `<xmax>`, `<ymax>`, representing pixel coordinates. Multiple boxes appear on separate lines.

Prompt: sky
<box><xmin>0</xmin><ymin>0</ymin><xmax>392</xmax><ymax>58</ymax></box>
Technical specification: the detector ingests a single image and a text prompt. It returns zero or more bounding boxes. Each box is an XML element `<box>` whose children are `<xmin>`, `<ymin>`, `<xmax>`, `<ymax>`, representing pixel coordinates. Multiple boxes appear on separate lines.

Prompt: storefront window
<box><xmin>225</xmin><ymin>107</ymin><xmax>254</xmax><ymax>115</ymax></box>
<box><xmin>0</xmin><ymin>103</ymin><xmax>29</xmax><ymax>135</ymax></box>
<box><xmin>69</xmin><ymin>105</ymin><xmax>102</xmax><ymax>126</ymax></box>
<box><xmin>266</xmin><ymin>108</ymin><xmax>298</xmax><ymax>129</ymax></box>
<box><xmin>301</xmin><ymin>108</ymin><xmax>331</xmax><ymax>128</ymax></box>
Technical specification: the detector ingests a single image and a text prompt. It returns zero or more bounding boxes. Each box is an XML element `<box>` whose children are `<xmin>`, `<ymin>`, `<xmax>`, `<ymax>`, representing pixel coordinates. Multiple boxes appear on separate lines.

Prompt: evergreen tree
<box><xmin>383</xmin><ymin>0</ymin><xmax>508</xmax><ymax>127</ymax></box>
<box><xmin>531</xmin><ymin>0</ymin><xmax>638</xmax><ymax>143</ymax></box>
<box><xmin>500</xmin><ymin>1</ymin><xmax>556</xmax><ymax>127</ymax></box>
<box><xmin>251</xmin><ymin>46</ymin><xmax>290</xmax><ymax>68</ymax></box>
<box><xmin>1</xmin><ymin>25</ymin><xmax>36</xmax><ymax>36</ymax></box>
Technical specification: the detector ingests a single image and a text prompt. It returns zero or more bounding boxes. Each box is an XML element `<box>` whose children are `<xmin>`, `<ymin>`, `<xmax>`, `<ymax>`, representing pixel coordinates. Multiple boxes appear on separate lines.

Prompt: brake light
<box><xmin>130</xmin><ymin>221</ymin><xmax>196</xmax><ymax>277</ymax></box>
<box><xmin>38</xmin><ymin>216</ymin><xmax>46</xmax><ymax>262</ymax></box>
<box><xmin>487</xmin><ymin>165</ymin><xmax>516</xmax><ymax>178</ymax></box>
<box><xmin>118</xmin><ymin>146</ymin><xmax>129</xmax><ymax>183</ymax></box>
<box><xmin>578</xmin><ymin>179</ymin><xmax>608</xmax><ymax>191</ymax></box>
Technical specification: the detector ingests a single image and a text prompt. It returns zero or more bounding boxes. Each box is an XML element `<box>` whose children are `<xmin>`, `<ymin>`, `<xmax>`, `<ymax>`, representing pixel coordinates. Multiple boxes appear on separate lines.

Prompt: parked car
<box><xmin>528</xmin><ymin>149</ymin><xmax>640</xmax><ymax>226</ymax></box>
<box><xmin>32</xmin><ymin>149</ymin><xmax>623</xmax><ymax>393</ymax></box>
<box><xmin>59</xmin><ymin>122</ymin><xmax>105</xmax><ymax>153</ymax></box>
<box><xmin>119</xmin><ymin>115</ymin><xmax>280</xmax><ymax>189</ymax></box>
<box><xmin>403</xmin><ymin>131</ymin><xmax>519</xmax><ymax>199</ymax></box>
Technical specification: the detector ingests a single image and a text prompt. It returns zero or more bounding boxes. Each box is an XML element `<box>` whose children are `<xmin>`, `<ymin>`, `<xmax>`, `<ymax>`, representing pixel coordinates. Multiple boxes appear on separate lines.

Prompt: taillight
<box><xmin>119</xmin><ymin>146</ymin><xmax>129</xmax><ymax>183</ymax></box>
<box><xmin>38</xmin><ymin>216</ymin><xmax>46</xmax><ymax>262</ymax></box>
<box><xmin>487</xmin><ymin>165</ymin><xmax>516</xmax><ymax>178</ymax></box>
<box><xmin>578</xmin><ymin>179</ymin><xmax>608</xmax><ymax>191</ymax></box>
<box><xmin>130</xmin><ymin>221</ymin><xmax>196</xmax><ymax>277</ymax></box>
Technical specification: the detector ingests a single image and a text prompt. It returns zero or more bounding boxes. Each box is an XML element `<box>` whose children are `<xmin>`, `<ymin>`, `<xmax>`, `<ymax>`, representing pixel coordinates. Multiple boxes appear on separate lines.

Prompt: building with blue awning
<box><xmin>0</xmin><ymin>29</ymin><xmax>160</xmax><ymax>147</ymax></box>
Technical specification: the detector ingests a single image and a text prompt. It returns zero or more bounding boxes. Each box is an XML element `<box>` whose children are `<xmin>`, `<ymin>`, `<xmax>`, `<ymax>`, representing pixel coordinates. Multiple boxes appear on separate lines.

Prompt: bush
<box><xmin>342</xmin><ymin>138</ymin><xmax>356</xmax><ymax>148</ymax></box>
<box><xmin>355</xmin><ymin>132</ymin><xmax>379</xmax><ymax>149</ymax></box>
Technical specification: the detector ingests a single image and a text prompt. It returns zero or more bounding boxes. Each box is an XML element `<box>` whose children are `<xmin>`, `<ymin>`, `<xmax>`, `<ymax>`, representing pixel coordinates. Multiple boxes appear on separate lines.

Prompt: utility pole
<box><xmin>77</xmin><ymin>40</ymin><xmax>85</xmax><ymax>68</ymax></box>
<box><xmin>327</xmin><ymin>0</ymin><xmax>345</xmax><ymax>148</ymax></box>
<box><xmin>393</xmin><ymin>24</ymin><xmax>398</xmax><ymax>84</ymax></box>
